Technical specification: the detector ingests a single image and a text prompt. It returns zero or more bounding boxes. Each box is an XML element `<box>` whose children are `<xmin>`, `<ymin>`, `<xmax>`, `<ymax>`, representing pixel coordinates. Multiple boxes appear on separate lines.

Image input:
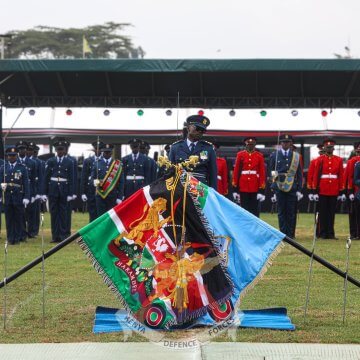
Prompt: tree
<box><xmin>4</xmin><ymin>22</ymin><xmax>145</xmax><ymax>59</ymax></box>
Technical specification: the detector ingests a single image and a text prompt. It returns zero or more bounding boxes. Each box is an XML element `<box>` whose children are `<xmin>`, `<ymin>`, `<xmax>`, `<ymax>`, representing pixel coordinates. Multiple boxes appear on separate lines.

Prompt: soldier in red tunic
<box><xmin>344</xmin><ymin>142</ymin><xmax>360</xmax><ymax>239</ymax></box>
<box><xmin>232</xmin><ymin>137</ymin><xmax>266</xmax><ymax>217</ymax></box>
<box><xmin>214</xmin><ymin>143</ymin><xmax>229</xmax><ymax>196</ymax></box>
<box><xmin>307</xmin><ymin>144</ymin><xmax>325</xmax><ymax>205</ymax></box>
<box><xmin>313</xmin><ymin>139</ymin><xmax>345</xmax><ymax>239</ymax></box>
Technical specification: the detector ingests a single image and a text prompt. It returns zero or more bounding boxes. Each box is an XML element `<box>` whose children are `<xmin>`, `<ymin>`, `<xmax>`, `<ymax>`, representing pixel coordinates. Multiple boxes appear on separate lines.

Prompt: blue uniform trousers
<box><xmin>95</xmin><ymin>194</ymin><xmax>117</xmax><ymax>217</ymax></box>
<box><xmin>49</xmin><ymin>195</ymin><xmax>68</xmax><ymax>241</ymax></box>
<box><xmin>87</xmin><ymin>193</ymin><xmax>97</xmax><ymax>222</ymax></box>
<box><xmin>5</xmin><ymin>203</ymin><xmax>26</xmax><ymax>244</ymax></box>
<box><xmin>25</xmin><ymin>200</ymin><xmax>38</xmax><ymax>237</ymax></box>
<box><xmin>276</xmin><ymin>190</ymin><xmax>297</xmax><ymax>238</ymax></box>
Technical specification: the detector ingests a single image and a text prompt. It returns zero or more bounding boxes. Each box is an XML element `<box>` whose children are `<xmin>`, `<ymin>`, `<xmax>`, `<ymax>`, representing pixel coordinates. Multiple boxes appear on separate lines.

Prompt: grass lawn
<box><xmin>0</xmin><ymin>212</ymin><xmax>359</xmax><ymax>344</ymax></box>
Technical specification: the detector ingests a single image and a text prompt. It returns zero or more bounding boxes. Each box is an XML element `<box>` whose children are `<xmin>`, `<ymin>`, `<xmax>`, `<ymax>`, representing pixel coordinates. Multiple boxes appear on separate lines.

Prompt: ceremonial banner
<box><xmin>79</xmin><ymin>171</ymin><xmax>284</xmax><ymax>329</ymax></box>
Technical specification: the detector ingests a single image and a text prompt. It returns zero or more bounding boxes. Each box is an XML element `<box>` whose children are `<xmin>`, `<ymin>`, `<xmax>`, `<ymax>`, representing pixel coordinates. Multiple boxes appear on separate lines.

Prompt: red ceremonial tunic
<box><xmin>307</xmin><ymin>157</ymin><xmax>319</xmax><ymax>190</ymax></box>
<box><xmin>232</xmin><ymin>150</ymin><xmax>265</xmax><ymax>193</ymax></box>
<box><xmin>313</xmin><ymin>154</ymin><xmax>344</xmax><ymax>196</ymax></box>
<box><xmin>216</xmin><ymin>157</ymin><xmax>228</xmax><ymax>195</ymax></box>
<box><xmin>344</xmin><ymin>155</ymin><xmax>360</xmax><ymax>194</ymax></box>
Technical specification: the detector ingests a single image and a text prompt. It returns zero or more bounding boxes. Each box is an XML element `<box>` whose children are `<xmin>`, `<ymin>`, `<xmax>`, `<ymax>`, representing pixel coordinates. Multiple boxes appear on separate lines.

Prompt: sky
<box><xmin>1</xmin><ymin>0</ymin><xmax>360</xmax><ymax>59</ymax></box>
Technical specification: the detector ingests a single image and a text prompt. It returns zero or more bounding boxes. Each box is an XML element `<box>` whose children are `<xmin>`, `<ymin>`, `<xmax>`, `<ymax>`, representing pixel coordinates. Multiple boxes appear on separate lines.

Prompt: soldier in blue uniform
<box><xmin>43</xmin><ymin>140</ymin><xmax>74</xmax><ymax>243</ymax></box>
<box><xmin>91</xmin><ymin>143</ymin><xmax>124</xmax><ymax>216</ymax></box>
<box><xmin>80</xmin><ymin>140</ymin><xmax>104</xmax><ymax>222</ymax></box>
<box><xmin>268</xmin><ymin>134</ymin><xmax>303</xmax><ymax>238</ymax></box>
<box><xmin>169</xmin><ymin>114</ymin><xmax>217</xmax><ymax>189</ymax></box>
<box><xmin>139</xmin><ymin>140</ymin><xmax>157</xmax><ymax>182</ymax></box>
<box><xmin>122</xmin><ymin>139</ymin><xmax>152</xmax><ymax>199</ymax></box>
<box><xmin>0</xmin><ymin>147</ymin><xmax>30</xmax><ymax>244</ymax></box>
<box><xmin>25</xmin><ymin>142</ymin><xmax>43</xmax><ymax>237</ymax></box>
<box><xmin>16</xmin><ymin>140</ymin><xmax>37</xmax><ymax>240</ymax></box>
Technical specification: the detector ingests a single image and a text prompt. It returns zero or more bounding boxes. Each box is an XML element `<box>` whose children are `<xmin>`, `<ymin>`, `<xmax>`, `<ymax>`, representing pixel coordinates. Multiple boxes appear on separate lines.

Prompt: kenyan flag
<box><xmin>78</xmin><ymin>172</ymin><xmax>233</xmax><ymax>329</ymax></box>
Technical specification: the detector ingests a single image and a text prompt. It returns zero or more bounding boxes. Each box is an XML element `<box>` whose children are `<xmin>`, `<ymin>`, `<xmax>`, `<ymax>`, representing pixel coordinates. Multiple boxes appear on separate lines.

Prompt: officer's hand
<box><xmin>66</xmin><ymin>195</ymin><xmax>73</xmax><ymax>202</ymax></box>
<box><xmin>296</xmin><ymin>191</ymin><xmax>303</xmax><ymax>201</ymax></box>
<box><xmin>1</xmin><ymin>183</ymin><xmax>7</xmax><ymax>191</ymax></box>
<box><xmin>338</xmin><ymin>194</ymin><xmax>347</xmax><ymax>202</ymax></box>
<box><xmin>116</xmin><ymin>199</ymin><xmax>122</xmax><ymax>205</ymax></box>
<box><xmin>349</xmin><ymin>193</ymin><xmax>355</xmax><ymax>201</ymax></box>
<box><xmin>81</xmin><ymin>194</ymin><xmax>88</xmax><ymax>202</ymax></box>
<box><xmin>41</xmin><ymin>195</ymin><xmax>48</xmax><ymax>202</ymax></box>
<box><xmin>256</xmin><ymin>193</ymin><xmax>266</xmax><ymax>202</ymax></box>
<box><xmin>31</xmin><ymin>196</ymin><xmax>36</xmax><ymax>203</ymax></box>
<box><xmin>35</xmin><ymin>194</ymin><xmax>41</xmax><ymax>200</ymax></box>
<box><xmin>23</xmin><ymin>199</ymin><xmax>29</xmax><ymax>208</ymax></box>
<box><xmin>72</xmin><ymin>194</ymin><xmax>77</xmax><ymax>200</ymax></box>
<box><xmin>93</xmin><ymin>179</ymin><xmax>100</xmax><ymax>187</ymax></box>
<box><xmin>313</xmin><ymin>194</ymin><xmax>319</xmax><ymax>202</ymax></box>
<box><xmin>308</xmin><ymin>193</ymin><xmax>314</xmax><ymax>201</ymax></box>
<box><xmin>232</xmin><ymin>192</ymin><xmax>240</xmax><ymax>203</ymax></box>
<box><xmin>271</xmin><ymin>194</ymin><xmax>277</xmax><ymax>203</ymax></box>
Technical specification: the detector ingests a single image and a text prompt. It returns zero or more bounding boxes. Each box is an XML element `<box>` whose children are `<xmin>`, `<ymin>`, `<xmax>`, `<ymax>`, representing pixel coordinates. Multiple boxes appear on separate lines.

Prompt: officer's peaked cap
<box><xmin>27</xmin><ymin>141</ymin><xmax>37</xmax><ymax>150</ymax></box>
<box><xmin>244</xmin><ymin>136</ymin><xmax>257</xmax><ymax>144</ymax></box>
<box><xmin>186</xmin><ymin>115</ymin><xmax>210</xmax><ymax>129</ymax></box>
<box><xmin>53</xmin><ymin>140</ymin><xmax>67</xmax><ymax>149</ymax></box>
<box><xmin>279</xmin><ymin>134</ymin><xmax>293</xmax><ymax>142</ymax></box>
<box><xmin>5</xmin><ymin>147</ymin><xmax>18</xmax><ymax>154</ymax></box>
<box><xmin>101</xmin><ymin>143</ymin><xmax>114</xmax><ymax>152</ymax></box>
<box><xmin>16</xmin><ymin>140</ymin><xmax>28</xmax><ymax>149</ymax></box>
<box><xmin>91</xmin><ymin>140</ymin><xmax>105</xmax><ymax>150</ymax></box>
<box><xmin>323</xmin><ymin>138</ymin><xmax>336</xmax><ymax>146</ymax></box>
<box><xmin>128</xmin><ymin>138</ymin><xmax>140</xmax><ymax>145</ymax></box>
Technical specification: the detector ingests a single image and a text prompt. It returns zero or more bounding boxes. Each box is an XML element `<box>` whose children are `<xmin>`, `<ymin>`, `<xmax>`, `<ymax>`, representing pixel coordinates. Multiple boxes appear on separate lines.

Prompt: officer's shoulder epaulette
<box><xmin>201</xmin><ymin>140</ymin><xmax>213</xmax><ymax>146</ymax></box>
<box><xmin>171</xmin><ymin>139</ymin><xmax>183</xmax><ymax>146</ymax></box>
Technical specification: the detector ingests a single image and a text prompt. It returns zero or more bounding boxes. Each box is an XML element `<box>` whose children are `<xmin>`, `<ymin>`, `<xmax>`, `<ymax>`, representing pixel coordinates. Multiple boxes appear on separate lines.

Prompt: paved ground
<box><xmin>1</xmin><ymin>342</ymin><xmax>360</xmax><ymax>360</ymax></box>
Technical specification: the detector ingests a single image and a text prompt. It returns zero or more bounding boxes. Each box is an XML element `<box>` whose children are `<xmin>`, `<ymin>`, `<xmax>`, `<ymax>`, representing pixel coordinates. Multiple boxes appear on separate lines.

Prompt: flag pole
<box><xmin>284</xmin><ymin>235</ymin><xmax>360</xmax><ymax>288</ymax></box>
<box><xmin>0</xmin><ymin>232</ymin><xmax>80</xmax><ymax>289</ymax></box>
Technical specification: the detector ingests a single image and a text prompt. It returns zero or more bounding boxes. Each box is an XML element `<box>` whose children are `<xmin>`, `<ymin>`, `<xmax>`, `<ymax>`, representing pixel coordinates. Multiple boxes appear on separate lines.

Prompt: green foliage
<box><xmin>4</xmin><ymin>22</ymin><xmax>145</xmax><ymax>59</ymax></box>
<box><xmin>0</xmin><ymin>213</ymin><xmax>358</xmax><ymax>343</ymax></box>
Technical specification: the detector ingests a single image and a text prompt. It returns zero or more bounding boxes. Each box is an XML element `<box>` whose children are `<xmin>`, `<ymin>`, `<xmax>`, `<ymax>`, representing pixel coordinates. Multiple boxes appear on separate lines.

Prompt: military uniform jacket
<box><xmin>169</xmin><ymin>139</ymin><xmax>218</xmax><ymax>190</ymax></box>
<box><xmin>232</xmin><ymin>150</ymin><xmax>265</xmax><ymax>193</ymax></box>
<box><xmin>44</xmin><ymin>156</ymin><xmax>74</xmax><ymax>197</ymax></box>
<box><xmin>269</xmin><ymin>150</ymin><xmax>303</xmax><ymax>193</ymax></box>
<box><xmin>67</xmin><ymin>155</ymin><xmax>78</xmax><ymax>195</ymax></box>
<box><xmin>344</xmin><ymin>155</ymin><xmax>360</xmax><ymax>194</ymax></box>
<box><xmin>0</xmin><ymin>161</ymin><xmax>30</xmax><ymax>204</ymax></box>
<box><xmin>18</xmin><ymin>156</ymin><xmax>36</xmax><ymax>197</ymax></box>
<box><xmin>30</xmin><ymin>156</ymin><xmax>44</xmax><ymax>195</ymax></box>
<box><xmin>91</xmin><ymin>158</ymin><xmax>124</xmax><ymax>199</ymax></box>
<box><xmin>313</xmin><ymin>154</ymin><xmax>344</xmax><ymax>196</ymax></box>
<box><xmin>216</xmin><ymin>157</ymin><xmax>228</xmax><ymax>195</ymax></box>
<box><xmin>80</xmin><ymin>156</ymin><xmax>99</xmax><ymax>196</ymax></box>
<box><xmin>307</xmin><ymin>157</ymin><xmax>318</xmax><ymax>190</ymax></box>
<box><xmin>122</xmin><ymin>153</ymin><xmax>152</xmax><ymax>186</ymax></box>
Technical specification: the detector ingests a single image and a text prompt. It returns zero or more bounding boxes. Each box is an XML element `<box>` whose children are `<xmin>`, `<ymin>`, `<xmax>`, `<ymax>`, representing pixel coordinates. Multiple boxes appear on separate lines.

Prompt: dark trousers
<box><xmin>277</xmin><ymin>191</ymin><xmax>297</xmax><ymax>238</ymax></box>
<box><xmin>4</xmin><ymin>203</ymin><xmax>26</xmax><ymax>244</ymax></box>
<box><xmin>318</xmin><ymin>195</ymin><xmax>337</xmax><ymax>238</ymax></box>
<box><xmin>87</xmin><ymin>194</ymin><xmax>97</xmax><ymax>222</ymax></box>
<box><xmin>240</xmin><ymin>192</ymin><xmax>259</xmax><ymax>217</ymax></box>
<box><xmin>33</xmin><ymin>200</ymin><xmax>41</xmax><ymax>235</ymax></box>
<box><xmin>66</xmin><ymin>201</ymin><xmax>73</xmax><ymax>237</ymax></box>
<box><xmin>95</xmin><ymin>194</ymin><xmax>117</xmax><ymax>217</ymax></box>
<box><xmin>348</xmin><ymin>199</ymin><xmax>360</xmax><ymax>239</ymax></box>
<box><xmin>49</xmin><ymin>195</ymin><xmax>68</xmax><ymax>241</ymax></box>
<box><xmin>26</xmin><ymin>199</ymin><xmax>38</xmax><ymax>237</ymax></box>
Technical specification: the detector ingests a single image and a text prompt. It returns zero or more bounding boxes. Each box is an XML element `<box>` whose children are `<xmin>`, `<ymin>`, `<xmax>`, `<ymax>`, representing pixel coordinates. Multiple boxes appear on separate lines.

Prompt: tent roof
<box><xmin>2</xmin><ymin>59</ymin><xmax>360</xmax><ymax>108</ymax></box>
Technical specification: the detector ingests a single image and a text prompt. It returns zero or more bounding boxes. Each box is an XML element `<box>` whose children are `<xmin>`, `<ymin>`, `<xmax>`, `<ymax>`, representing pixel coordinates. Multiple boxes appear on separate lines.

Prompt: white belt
<box><xmin>217</xmin><ymin>175</ymin><xmax>222</xmax><ymax>180</ymax></box>
<box><xmin>126</xmin><ymin>175</ymin><xmax>145</xmax><ymax>180</ymax></box>
<box><xmin>321</xmin><ymin>174</ymin><xmax>338</xmax><ymax>179</ymax></box>
<box><xmin>241</xmin><ymin>170</ymin><xmax>257</xmax><ymax>175</ymax></box>
<box><xmin>50</xmin><ymin>177</ymin><xmax>68</xmax><ymax>182</ymax></box>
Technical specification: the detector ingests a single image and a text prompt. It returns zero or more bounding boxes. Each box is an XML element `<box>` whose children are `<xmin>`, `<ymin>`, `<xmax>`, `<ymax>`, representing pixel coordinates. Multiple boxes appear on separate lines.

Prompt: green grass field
<box><xmin>0</xmin><ymin>212</ymin><xmax>359</xmax><ymax>344</ymax></box>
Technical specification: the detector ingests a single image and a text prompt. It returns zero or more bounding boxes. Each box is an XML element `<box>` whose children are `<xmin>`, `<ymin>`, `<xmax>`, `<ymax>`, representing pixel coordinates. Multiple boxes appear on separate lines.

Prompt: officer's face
<box><xmin>325</xmin><ymin>145</ymin><xmax>334</xmax><ymax>155</ymax></box>
<box><xmin>18</xmin><ymin>147</ymin><xmax>26</xmax><ymax>157</ymax></box>
<box><xmin>26</xmin><ymin>149</ymin><xmax>34</xmax><ymax>157</ymax></box>
<box><xmin>131</xmin><ymin>143</ymin><xmax>140</xmax><ymax>154</ymax></box>
<box><xmin>281</xmin><ymin>141</ymin><xmax>292</xmax><ymax>151</ymax></box>
<box><xmin>7</xmin><ymin>154</ymin><xmax>17</xmax><ymax>163</ymax></box>
<box><xmin>187</xmin><ymin>124</ymin><xmax>206</xmax><ymax>141</ymax></box>
<box><xmin>56</xmin><ymin>147</ymin><xmax>65</xmax><ymax>157</ymax></box>
<box><xmin>246</xmin><ymin>142</ymin><xmax>256</xmax><ymax>152</ymax></box>
<box><xmin>103</xmin><ymin>150</ymin><xmax>112</xmax><ymax>159</ymax></box>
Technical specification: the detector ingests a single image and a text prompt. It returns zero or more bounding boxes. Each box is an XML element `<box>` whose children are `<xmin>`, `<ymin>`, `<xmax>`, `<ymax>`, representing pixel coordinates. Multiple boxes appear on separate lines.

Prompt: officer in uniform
<box><xmin>169</xmin><ymin>114</ymin><xmax>217</xmax><ymax>189</ymax></box>
<box><xmin>232</xmin><ymin>137</ymin><xmax>266</xmax><ymax>217</ymax></box>
<box><xmin>0</xmin><ymin>147</ymin><xmax>30</xmax><ymax>244</ymax></box>
<box><xmin>80</xmin><ymin>140</ymin><xmax>104</xmax><ymax>222</ymax></box>
<box><xmin>139</xmin><ymin>140</ymin><xmax>157</xmax><ymax>182</ymax></box>
<box><xmin>92</xmin><ymin>143</ymin><xmax>124</xmax><ymax>216</ymax></box>
<box><xmin>269</xmin><ymin>134</ymin><xmax>303</xmax><ymax>238</ymax></box>
<box><xmin>344</xmin><ymin>142</ymin><xmax>360</xmax><ymax>239</ymax></box>
<box><xmin>33</xmin><ymin>144</ymin><xmax>46</xmax><ymax>232</ymax></box>
<box><xmin>43</xmin><ymin>140</ymin><xmax>74</xmax><ymax>243</ymax></box>
<box><xmin>16</xmin><ymin>140</ymin><xmax>37</xmax><ymax>240</ymax></box>
<box><xmin>313</xmin><ymin>139</ymin><xmax>345</xmax><ymax>239</ymax></box>
<box><xmin>122</xmin><ymin>139</ymin><xmax>152</xmax><ymax>199</ymax></box>
<box><xmin>214</xmin><ymin>142</ymin><xmax>229</xmax><ymax>196</ymax></box>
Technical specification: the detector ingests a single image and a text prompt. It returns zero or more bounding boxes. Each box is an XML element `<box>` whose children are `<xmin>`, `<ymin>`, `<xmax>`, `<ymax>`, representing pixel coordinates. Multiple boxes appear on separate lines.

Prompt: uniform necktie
<box><xmin>189</xmin><ymin>142</ymin><xmax>195</xmax><ymax>153</ymax></box>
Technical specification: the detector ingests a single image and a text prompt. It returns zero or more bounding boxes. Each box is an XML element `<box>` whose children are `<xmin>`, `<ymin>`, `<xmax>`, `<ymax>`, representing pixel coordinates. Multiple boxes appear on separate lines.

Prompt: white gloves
<box><xmin>296</xmin><ymin>192</ymin><xmax>303</xmax><ymax>201</ymax></box>
<box><xmin>41</xmin><ymin>195</ymin><xmax>48</xmax><ymax>202</ymax></box>
<box><xmin>23</xmin><ymin>199</ymin><xmax>29</xmax><ymax>207</ymax></box>
<box><xmin>66</xmin><ymin>195</ymin><xmax>73</xmax><ymax>202</ymax></box>
<box><xmin>308</xmin><ymin>193</ymin><xmax>314</xmax><ymax>201</ymax></box>
<box><xmin>256</xmin><ymin>193</ymin><xmax>266</xmax><ymax>202</ymax></box>
<box><xmin>271</xmin><ymin>194</ymin><xmax>277</xmax><ymax>203</ymax></box>
<box><xmin>31</xmin><ymin>196</ymin><xmax>36</xmax><ymax>203</ymax></box>
<box><xmin>81</xmin><ymin>194</ymin><xmax>88</xmax><ymax>202</ymax></box>
<box><xmin>232</xmin><ymin>192</ymin><xmax>241</xmax><ymax>203</ymax></box>
<box><xmin>35</xmin><ymin>194</ymin><xmax>41</xmax><ymax>200</ymax></box>
<box><xmin>72</xmin><ymin>194</ymin><xmax>77</xmax><ymax>200</ymax></box>
<box><xmin>337</xmin><ymin>194</ymin><xmax>346</xmax><ymax>202</ymax></box>
<box><xmin>349</xmin><ymin>193</ymin><xmax>355</xmax><ymax>201</ymax></box>
<box><xmin>93</xmin><ymin>179</ymin><xmax>100</xmax><ymax>187</ymax></box>
<box><xmin>313</xmin><ymin>194</ymin><xmax>319</xmax><ymax>202</ymax></box>
<box><xmin>1</xmin><ymin>183</ymin><xmax>7</xmax><ymax>191</ymax></box>
<box><xmin>116</xmin><ymin>199</ymin><xmax>122</xmax><ymax>205</ymax></box>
